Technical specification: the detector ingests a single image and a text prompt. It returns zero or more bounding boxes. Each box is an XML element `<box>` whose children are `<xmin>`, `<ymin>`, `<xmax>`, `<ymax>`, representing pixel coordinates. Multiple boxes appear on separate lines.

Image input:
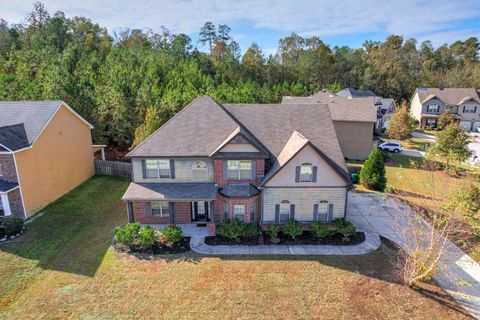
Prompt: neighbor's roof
<box><xmin>0</xmin><ymin>101</ymin><xmax>93</xmax><ymax>151</ymax></box>
<box><xmin>282</xmin><ymin>93</ymin><xmax>377</xmax><ymax>123</ymax></box>
<box><xmin>122</xmin><ymin>182</ymin><xmax>218</xmax><ymax>201</ymax></box>
<box><xmin>0</xmin><ymin>124</ymin><xmax>29</xmax><ymax>151</ymax></box>
<box><xmin>337</xmin><ymin>88</ymin><xmax>377</xmax><ymax>98</ymax></box>
<box><xmin>416</xmin><ymin>88</ymin><xmax>480</xmax><ymax>105</ymax></box>
<box><xmin>0</xmin><ymin>179</ymin><xmax>18</xmax><ymax>193</ymax></box>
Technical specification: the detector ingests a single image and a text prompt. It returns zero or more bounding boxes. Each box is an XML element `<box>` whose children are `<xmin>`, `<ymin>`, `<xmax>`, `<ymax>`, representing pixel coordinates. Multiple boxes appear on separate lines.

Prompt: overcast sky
<box><xmin>1</xmin><ymin>0</ymin><xmax>480</xmax><ymax>55</ymax></box>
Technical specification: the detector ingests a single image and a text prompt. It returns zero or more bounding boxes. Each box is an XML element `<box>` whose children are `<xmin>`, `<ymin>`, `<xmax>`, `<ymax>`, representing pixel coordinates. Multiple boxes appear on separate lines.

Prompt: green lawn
<box><xmin>0</xmin><ymin>176</ymin><xmax>469</xmax><ymax>319</ymax></box>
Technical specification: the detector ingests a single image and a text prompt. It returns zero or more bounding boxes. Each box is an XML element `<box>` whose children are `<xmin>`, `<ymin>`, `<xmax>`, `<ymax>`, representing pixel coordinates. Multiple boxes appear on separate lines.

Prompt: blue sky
<box><xmin>2</xmin><ymin>0</ymin><xmax>480</xmax><ymax>55</ymax></box>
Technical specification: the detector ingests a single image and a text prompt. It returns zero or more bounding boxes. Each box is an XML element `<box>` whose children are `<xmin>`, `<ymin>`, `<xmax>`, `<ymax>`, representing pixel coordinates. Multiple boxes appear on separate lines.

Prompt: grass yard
<box><xmin>0</xmin><ymin>176</ymin><xmax>471</xmax><ymax>319</ymax></box>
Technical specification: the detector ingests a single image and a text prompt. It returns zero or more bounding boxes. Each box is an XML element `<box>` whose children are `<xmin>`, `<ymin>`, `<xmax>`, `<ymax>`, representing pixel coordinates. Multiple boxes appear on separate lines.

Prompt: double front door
<box><xmin>192</xmin><ymin>201</ymin><xmax>209</xmax><ymax>221</ymax></box>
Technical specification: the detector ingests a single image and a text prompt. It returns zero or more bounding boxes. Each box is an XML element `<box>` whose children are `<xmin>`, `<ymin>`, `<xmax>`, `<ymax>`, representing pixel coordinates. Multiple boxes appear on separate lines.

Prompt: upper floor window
<box><xmin>463</xmin><ymin>105</ymin><xmax>477</xmax><ymax>113</ymax></box>
<box><xmin>300</xmin><ymin>163</ymin><xmax>313</xmax><ymax>182</ymax></box>
<box><xmin>146</xmin><ymin>159</ymin><xmax>170</xmax><ymax>179</ymax></box>
<box><xmin>192</xmin><ymin>161</ymin><xmax>208</xmax><ymax>180</ymax></box>
<box><xmin>426</xmin><ymin>104</ymin><xmax>440</xmax><ymax>113</ymax></box>
<box><xmin>279</xmin><ymin>200</ymin><xmax>291</xmax><ymax>222</ymax></box>
<box><xmin>227</xmin><ymin>160</ymin><xmax>252</xmax><ymax>180</ymax></box>
<box><xmin>151</xmin><ymin>201</ymin><xmax>169</xmax><ymax>217</ymax></box>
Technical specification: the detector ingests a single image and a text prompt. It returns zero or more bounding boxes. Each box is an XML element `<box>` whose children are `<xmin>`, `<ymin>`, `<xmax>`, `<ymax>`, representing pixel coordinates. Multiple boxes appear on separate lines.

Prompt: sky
<box><xmin>1</xmin><ymin>0</ymin><xmax>480</xmax><ymax>55</ymax></box>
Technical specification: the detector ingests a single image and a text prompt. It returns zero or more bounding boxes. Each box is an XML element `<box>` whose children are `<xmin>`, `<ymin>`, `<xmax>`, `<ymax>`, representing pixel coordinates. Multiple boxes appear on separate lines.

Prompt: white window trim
<box><xmin>151</xmin><ymin>201</ymin><xmax>169</xmax><ymax>217</ymax></box>
<box><xmin>233</xmin><ymin>204</ymin><xmax>245</xmax><ymax>221</ymax></box>
<box><xmin>192</xmin><ymin>161</ymin><xmax>208</xmax><ymax>180</ymax></box>
<box><xmin>427</xmin><ymin>104</ymin><xmax>440</xmax><ymax>113</ymax></box>
<box><xmin>279</xmin><ymin>200</ymin><xmax>291</xmax><ymax>222</ymax></box>
<box><xmin>146</xmin><ymin>159</ymin><xmax>171</xmax><ymax>179</ymax></box>
<box><xmin>227</xmin><ymin>160</ymin><xmax>252</xmax><ymax>180</ymax></box>
<box><xmin>464</xmin><ymin>105</ymin><xmax>476</xmax><ymax>113</ymax></box>
<box><xmin>300</xmin><ymin>163</ymin><xmax>313</xmax><ymax>182</ymax></box>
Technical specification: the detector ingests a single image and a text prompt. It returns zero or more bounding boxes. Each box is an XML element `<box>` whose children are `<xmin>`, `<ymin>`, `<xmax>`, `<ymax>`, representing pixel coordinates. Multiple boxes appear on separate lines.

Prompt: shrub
<box><xmin>310</xmin><ymin>222</ymin><xmax>333</xmax><ymax>238</ymax></box>
<box><xmin>115</xmin><ymin>223</ymin><xmax>141</xmax><ymax>246</ymax></box>
<box><xmin>243</xmin><ymin>222</ymin><xmax>259</xmax><ymax>238</ymax></box>
<box><xmin>266</xmin><ymin>224</ymin><xmax>280</xmax><ymax>239</ymax></box>
<box><xmin>1</xmin><ymin>218</ymin><xmax>24</xmax><ymax>237</ymax></box>
<box><xmin>282</xmin><ymin>220</ymin><xmax>303</xmax><ymax>239</ymax></box>
<box><xmin>335</xmin><ymin>218</ymin><xmax>356</xmax><ymax>238</ymax></box>
<box><xmin>137</xmin><ymin>225</ymin><xmax>157</xmax><ymax>247</ymax></box>
<box><xmin>160</xmin><ymin>226</ymin><xmax>183</xmax><ymax>244</ymax></box>
<box><xmin>217</xmin><ymin>220</ymin><xmax>246</xmax><ymax>240</ymax></box>
<box><xmin>360</xmin><ymin>148</ymin><xmax>386</xmax><ymax>191</ymax></box>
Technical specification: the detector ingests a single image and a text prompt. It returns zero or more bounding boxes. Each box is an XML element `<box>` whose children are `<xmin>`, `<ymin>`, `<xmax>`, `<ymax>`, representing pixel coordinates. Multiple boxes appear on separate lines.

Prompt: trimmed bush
<box><xmin>115</xmin><ymin>223</ymin><xmax>141</xmax><ymax>246</ymax></box>
<box><xmin>310</xmin><ymin>222</ymin><xmax>334</xmax><ymax>238</ymax></box>
<box><xmin>243</xmin><ymin>222</ymin><xmax>259</xmax><ymax>238</ymax></box>
<box><xmin>266</xmin><ymin>224</ymin><xmax>280</xmax><ymax>239</ymax></box>
<box><xmin>217</xmin><ymin>220</ymin><xmax>246</xmax><ymax>240</ymax></box>
<box><xmin>335</xmin><ymin>218</ymin><xmax>356</xmax><ymax>238</ymax></box>
<box><xmin>159</xmin><ymin>226</ymin><xmax>183</xmax><ymax>245</ymax></box>
<box><xmin>137</xmin><ymin>225</ymin><xmax>157</xmax><ymax>247</ymax></box>
<box><xmin>282</xmin><ymin>220</ymin><xmax>303</xmax><ymax>239</ymax></box>
<box><xmin>360</xmin><ymin>148</ymin><xmax>386</xmax><ymax>192</ymax></box>
<box><xmin>1</xmin><ymin>218</ymin><xmax>24</xmax><ymax>237</ymax></box>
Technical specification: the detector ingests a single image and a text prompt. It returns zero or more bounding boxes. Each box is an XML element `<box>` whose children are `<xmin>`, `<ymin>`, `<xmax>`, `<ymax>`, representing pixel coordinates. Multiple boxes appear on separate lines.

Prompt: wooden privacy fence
<box><xmin>94</xmin><ymin>160</ymin><xmax>132</xmax><ymax>179</ymax></box>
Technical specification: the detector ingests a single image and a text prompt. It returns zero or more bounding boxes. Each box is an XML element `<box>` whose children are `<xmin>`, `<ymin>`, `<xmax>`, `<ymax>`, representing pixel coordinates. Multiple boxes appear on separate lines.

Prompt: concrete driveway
<box><xmin>347</xmin><ymin>191</ymin><xmax>480</xmax><ymax>319</ymax></box>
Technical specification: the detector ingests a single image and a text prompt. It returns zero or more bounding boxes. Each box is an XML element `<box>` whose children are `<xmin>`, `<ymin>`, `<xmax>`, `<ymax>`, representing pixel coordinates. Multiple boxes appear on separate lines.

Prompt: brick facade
<box><xmin>213</xmin><ymin>159</ymin><xmax>265</xmax><ymax>187</ymax></box>
<box><xmin>174</xmin><ymin>202</ymin><xmax>192</xmax><ymax>223</ymax></box>
<box><xmin>0</xmin><ymin>154</ymin><xmax>18</xmax><ymax>182</ymax></box>
<box><xmin>214</xmin><ymin>195</ymin><xmax>259</xmax><ymax>224</ymax></box>
<box><xmin>133</xmin><ymin>201</ymin><xmax>193</xmax><ymax>224</ymax></box>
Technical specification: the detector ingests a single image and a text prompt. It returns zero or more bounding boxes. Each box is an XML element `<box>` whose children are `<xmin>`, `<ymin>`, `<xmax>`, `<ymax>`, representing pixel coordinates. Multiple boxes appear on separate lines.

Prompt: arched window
<box><xmin>300</xmin><ymin>162</ymin><xmax>313</xmax><ymax>182</ymax></box>
<box><xmin>280</xmin><ymin>200</ymin><xmax>291</xmax><ymax>222</ymax></box>
<box><xmin>192</xmin><ymin>161</ymin><xmax>208</xmax><ymax>180</ymax></box>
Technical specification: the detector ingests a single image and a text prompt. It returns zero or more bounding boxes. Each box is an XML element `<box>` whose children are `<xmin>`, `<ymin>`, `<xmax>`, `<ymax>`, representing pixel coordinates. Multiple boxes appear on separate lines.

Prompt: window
<box><xmin>224</xmin><ymin>202</ymin><xmax>230</xmax><ymax>221</ymax></box>
<box><xmin>426</xmin><ymin>118</ymin><xmax>437</xmax><ymax>127</ymax></box>
<box><xmin>0</xmin><ymin>163</ymin><xmax>3</xmax><ymax>177</ymax></box>
<box><xmin>146</xmin><ymin>159</ymin><xmax>171</xmax><ymax>179</ymax></box>
<box><xmin>192</xmin><ymin>161</ymin><xmax>208</xmax><ymax>180</ymax></box>
<box><xmin>279</xmin><ymin>200</ymin><xmax>291</xmax><ymax>222</ymax></box>
<box><xmin>151</xmin><ymin>201</ymin><xmax>169</xmax><ymax>217</ymax></box>
<box><xmin>250</xmin><ymin>202</ymin><xmax>256</xmax><ymax>222</ymax></box>
<box><xmin>227</xmin><ymin>160</ymin><xmax>252</xmax><ymax>180</ymax></box>
<box><xmin>234</xmin><ymin>204</ymin><xmax>245</xmax><ymax>222</ymax></box>
<box><xmin>300</xmin><ymin>163</ymin><xmax>313</xmax><ymax>182</ymax></box>
<box><xmin>317</xmin><ymin>200</ymin><xmax>329</xmax><ymax>221</ymax></box>
<box><xmin>426</xmin><ymin>104</ymin><xmax>440</xmax><ymax>113</ymax></box>
<box><xmin>463</xmin><ymin>105</ymin><xmax>477</xmax><ymax>113</ymax></box>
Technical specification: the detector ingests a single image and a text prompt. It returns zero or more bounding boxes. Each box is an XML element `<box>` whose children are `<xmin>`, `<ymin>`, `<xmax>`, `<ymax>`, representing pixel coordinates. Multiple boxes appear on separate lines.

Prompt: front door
<box><xmin>192</xmin><ymin>201</ymin><xmax>209</xmax><ymax>221</ymax></box>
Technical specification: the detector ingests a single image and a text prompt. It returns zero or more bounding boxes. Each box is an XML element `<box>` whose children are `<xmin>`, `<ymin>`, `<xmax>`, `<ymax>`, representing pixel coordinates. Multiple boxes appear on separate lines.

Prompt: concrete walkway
<box><xmin>190</xmin><ymin>231</ymin><xmax>381</xmax><ymax>256</ymax></box>
<box><xmin>347</xmin><ymin>191</ymin><xmax>480</xmax><ymax>319</ymax></box>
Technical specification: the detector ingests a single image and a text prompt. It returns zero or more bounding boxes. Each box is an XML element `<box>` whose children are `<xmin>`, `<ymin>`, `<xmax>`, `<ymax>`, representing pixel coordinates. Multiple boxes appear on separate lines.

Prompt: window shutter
<box><xmin>312</xmin><ymin>166</ymin><xmax>318</xmax><ymax>182</ymax></box>
<box><xmin>313</xmin><ymin>204</ymin><xmax>318</xmax><ymax>221</ymax></box>
<box><xmin>223</xmin><ymin>161</ymin><xmax>228</xmax><ymax>180</ymax></box>
<box><xmin>295</xmin><ymin>166</ymin><xmax>300</xmax><ymax>182</ymax></box>
<box><xmin>463</xmin><ymin>106</ymin><xmax>466</xmax><ymax>112</ymax></box>
<box><xmin>204</xmin><ymin>202</ymin><xmax>209</xmax><ymax>215</ymax></box>
<box><xmin>141</xmin><ymin>160</ymin><xmax>147</xmax><ymax>179</ymax></box>
<box><xmin>170</xmin><ymin>159</ymin><xmax>175</xmax><ymax>179</ymax></box>
<box><xmin>327</xmin><ymin>204</ymin><xmax>334</xmax><ymax>222</ymax></box>
<box><xmin>290</xmin><ymin>204</ymin><xmax>295</xmax><ymax>220</ymax></box>
<box><xmin>251</xmin><ymin>160</ymin><xmax>256</xmax><ymax>180</ymax></box>
<box><xmin>169</xmin><ymin>202</ymin><xmax>175</xmax><ymax>224</ymax></box>
<box><xmin>275</xmin><ymin>204</ymin><xmax>280</xmax><ymax>222</ymax></box>
<box><xmin>193</xmin><ymin>202</ymin><xmax>198</xmax><ymax>220</ymax></box>
<box><xmin>146</xmin><ymin>202</ymin><xmax>152</xmax><ymax>216</ymax></box>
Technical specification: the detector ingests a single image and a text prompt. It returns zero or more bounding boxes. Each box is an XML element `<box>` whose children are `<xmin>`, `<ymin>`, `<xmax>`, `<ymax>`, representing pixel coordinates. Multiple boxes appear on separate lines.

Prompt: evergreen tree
<box><xmin>360</xmin><ymin>148</ymin><xmax>386</xmax><ymax>191</ymax></box>
<box><xmin>132</xmin><ymin>106</ymin><xmax>161</xmax><ymax>148</ymax></box>
<box><xmin>387</xmin><ymin>102</ymin><xmax>416</xmax><ymax>139</ymax></box>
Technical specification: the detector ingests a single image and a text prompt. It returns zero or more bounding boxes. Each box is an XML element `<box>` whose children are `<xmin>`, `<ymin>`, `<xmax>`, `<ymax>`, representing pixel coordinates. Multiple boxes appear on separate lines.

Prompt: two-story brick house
<box><xmin>122</xmin><ymin>97</ymin><xmax>352</xmax><ymax>232</ymax></box>
<box><xmin>411</xmin><ymin>88</ymin><xmax>480</xmax><ymax>131</ymax></box>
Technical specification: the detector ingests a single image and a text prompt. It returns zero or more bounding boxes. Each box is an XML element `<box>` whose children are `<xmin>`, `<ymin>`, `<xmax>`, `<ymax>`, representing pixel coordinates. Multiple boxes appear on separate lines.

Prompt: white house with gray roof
<box><xmin>411</xmin><ymin>88</ymin><xmax>480</xmax><ymax>131</ymax></box>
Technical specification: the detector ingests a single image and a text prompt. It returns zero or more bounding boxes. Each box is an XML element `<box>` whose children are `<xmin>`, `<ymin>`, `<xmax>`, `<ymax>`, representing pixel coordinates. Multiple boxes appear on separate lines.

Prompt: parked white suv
<box><xmin>379</xmin><ymin>142</ymin><xmax>402</xmax><ymax>153</ymax></box>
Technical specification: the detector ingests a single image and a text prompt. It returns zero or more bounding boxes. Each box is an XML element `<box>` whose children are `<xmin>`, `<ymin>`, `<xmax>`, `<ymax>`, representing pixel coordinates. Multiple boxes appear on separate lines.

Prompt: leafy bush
<box><xmin>217</xmin><ymin>220</ymin><xmax>246</xmax><ymax>240</ymax></box>
<box><xmin>159</xmin><ymin>226</ymin><xmax>183</xmax><ymax>244</ymax></box>
<box><xmin>335</xmin><ymin>218</ymin><xmax>356</xmax><ymax>237</ymax></box>
<box><xmin>137</xmin><ymin>225</ymin><xmax>157</xmax><ymax>247</ymax></box>
<box><xmin>1</xmin><ymin>218</ymin><xmax>24</xmax><ymax>237</ymax></box>
<box><xmin>360</xmin><ymin>148</ymin><xmax>386</xmax><ymax>192</ymax></box>
<box><xmin>115</xmin><ymin>223</ymin><xmax>141</xmax><ymax>246</ymax></box>
<box><xmin>310</xmin><ymin>222</ymin><xmax>333</xmax><ymax>238</ymax></box>
<box><xmin>282</xmin><ymin>220</ymin><xmax>303</xmax><ymax>239</ymax></box>
<box><xmin>265</xmin><ymin>224</ymin><xmax>280</xmax><ymax>239</ymax></box>
<box><xmin>243</xmin><ymin>222</ymin><xmax>259</xmax><ymax>238</ymax></box>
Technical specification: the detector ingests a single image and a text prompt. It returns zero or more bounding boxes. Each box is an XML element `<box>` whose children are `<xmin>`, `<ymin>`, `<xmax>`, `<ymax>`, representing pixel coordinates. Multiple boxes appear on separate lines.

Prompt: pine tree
<box><xmin>360</xmin><ymin>148</ymin><xmax>387</xmax><ymax>191</ymax></box>
<box><xmin>387</xmin><ymin>101</ymin><xmax>416</xmax><ymax>139</ymax></box>
<box><xmin>131</xmin><ymin>106</ymin><xmax>161</xmax><ymax>148</ymax></box>
<box><xmin>199</xmin><ymin>22</ymin><xmax>216</xmax><ymax>55</ymax></box>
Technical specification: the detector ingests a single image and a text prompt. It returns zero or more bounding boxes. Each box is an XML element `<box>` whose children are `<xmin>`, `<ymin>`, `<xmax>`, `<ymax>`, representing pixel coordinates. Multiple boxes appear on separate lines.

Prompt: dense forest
<box><xmin>1</xmin><ymin>3</ymin><xmax>480</xmax><ymax>150</ymax></box>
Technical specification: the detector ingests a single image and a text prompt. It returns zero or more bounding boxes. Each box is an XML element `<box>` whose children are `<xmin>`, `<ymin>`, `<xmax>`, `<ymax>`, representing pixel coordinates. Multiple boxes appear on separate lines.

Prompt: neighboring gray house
<box><xmin>282</xmin><ymin>90</ymin><xmax>377</xmax><ymax>160</ymax></box>
<box><xmin>337</xmin><ymin>87</ymin><xmax>397</xmax><ymax>129</ymax></box>
<box><xmin>411</xmin><ymin>88</ymin><xmax>480</xmax><ymax>131</ymax></box>
<box><xmin>122</xmin><ymin>96</ymin><xmax>352</xmax><ymax>232</ymax></box>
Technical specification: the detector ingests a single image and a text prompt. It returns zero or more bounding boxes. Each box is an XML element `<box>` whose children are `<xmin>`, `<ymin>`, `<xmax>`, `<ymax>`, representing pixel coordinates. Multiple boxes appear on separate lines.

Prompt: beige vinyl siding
<box><xmin>132</xmin><ymin>158</ymin><xmax>214</xmax><ymax>182</ymax></box>
<box><xmin>262</xmin><ymin>187</ymin><xmax>347</xmax><ymax>222</ymax></box>
<box><xmin>219</xmin><ymin>143</ymin><xmax>259</xmax><ymax>152</ymax></box>
<box><xmin>410</xmin><ymin>93</ymin><xmax>423</xmax><ymax>121</ymax></box>
<box><xmin>458</xmin><ymin>103</ymin><xmax>480</xmax><ymax>121</ymax></box>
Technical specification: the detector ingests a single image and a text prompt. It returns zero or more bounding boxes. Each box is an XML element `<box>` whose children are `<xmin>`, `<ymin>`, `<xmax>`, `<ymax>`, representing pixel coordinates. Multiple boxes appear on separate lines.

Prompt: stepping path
<box><xmin>189</xmin><ymin>231</ymin><xmax>381</xmax><ymax>256</ymax></box>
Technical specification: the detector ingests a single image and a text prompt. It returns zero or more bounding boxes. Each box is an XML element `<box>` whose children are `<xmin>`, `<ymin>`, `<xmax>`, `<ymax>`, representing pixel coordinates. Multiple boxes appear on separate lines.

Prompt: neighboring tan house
<box><xmin>122</xmin><ymin>96</ymin><xmax>351</xmax><ymax>231</ymax></box>
<box><xmin>337</xmin><ymin>87</ymin><xmax>397</xmax><ymax>129</ymax></box>
<box><xmin>411</xmin><ymin>88</ymin><xmax>480</xmax><ymax>131</ymax></box>
<box><xmin>282</xmin><ymin>90</ymin><xmax>377</xmax><ymax>160</ymax></box>
<box><xmin>0</xmin><ymin>101</ymin><xmax>101</xmax><ymax>219</ymax></box>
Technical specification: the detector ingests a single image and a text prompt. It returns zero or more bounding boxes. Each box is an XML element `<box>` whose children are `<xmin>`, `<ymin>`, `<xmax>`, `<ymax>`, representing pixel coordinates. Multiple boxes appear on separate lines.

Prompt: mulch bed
<box><xmin>114</xmin><ymin>237</ymin><xmax>191</xmax><ymax>254</ymax></box>
<box><xmin>204</xmin><ymin>232</ymin><xmax>365</xmax><ymax>246</ymax></box>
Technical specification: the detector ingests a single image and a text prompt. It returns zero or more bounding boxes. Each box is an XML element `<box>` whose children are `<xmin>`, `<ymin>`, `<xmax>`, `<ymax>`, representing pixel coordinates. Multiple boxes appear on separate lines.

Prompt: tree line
<box><xmin>1</xmin><ymin>2</ymin><xmax>479</xmax><ymax>150</ymax></box>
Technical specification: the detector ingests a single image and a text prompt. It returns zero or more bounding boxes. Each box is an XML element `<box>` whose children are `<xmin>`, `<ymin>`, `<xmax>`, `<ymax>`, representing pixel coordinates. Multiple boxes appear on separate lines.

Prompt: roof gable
<box><xmin>416</xmin><ymin>88</ymin><xmax>480</xmax><ymax>105</ymax></box>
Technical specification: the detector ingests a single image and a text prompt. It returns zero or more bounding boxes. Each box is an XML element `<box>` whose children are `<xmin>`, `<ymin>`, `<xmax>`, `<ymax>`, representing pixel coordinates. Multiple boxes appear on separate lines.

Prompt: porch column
<box><xmin>1</xmin><ymin>193</ymin><xmax>11</xmax><ymax>217</ymax></box>
<box><xmin>126</xmin><ymin>201</ymin><xmax>134</xmax><ymax>223</ymax></box>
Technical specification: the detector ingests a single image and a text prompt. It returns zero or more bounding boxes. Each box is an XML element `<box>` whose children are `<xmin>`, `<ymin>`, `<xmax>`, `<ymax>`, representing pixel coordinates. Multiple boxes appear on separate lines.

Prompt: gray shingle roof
<box><xmin>122</xmin><ymin>182</ymin><xmax>218</xmax><ymax>201</ymax></box>
<box><xmin>0</xmin><ymin>124</ymin><xmax>29</xmax><ymax>151</ymax></box>
<box><xmin>219</xmin><ymin>183</ymin><xmax>259</xmax><ymax>198</ymax></box>
<box><xmin>0</xmin><ymin>179</ymin><xmax>18</xmax><ymax>192</ymax></box>
<box><xmin>0</xmin><ymin>101</ymin><xmax>63</xmax><ymax>146</ymax></box>
<box><xmin>337</xmin><ymin>88</ymin><xmax>377</xmax><ymax>97</ymax></box>
<box><xmin>416</xmin><ymin>88</ymin><xmax>480</xmax><ymax>105</ymax></box>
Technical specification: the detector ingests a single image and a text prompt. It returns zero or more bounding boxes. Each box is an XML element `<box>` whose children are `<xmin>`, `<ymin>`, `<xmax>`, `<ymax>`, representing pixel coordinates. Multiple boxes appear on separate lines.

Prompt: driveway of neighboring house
<box><xmin>347</xmin><ymin>191</ymin><xmax>480</xmax><ymax>319</ymax></box>
<box><xmin>399</xmin><ymin>149</ymin><xmax>425</xmax><ymax>158</ymax></box>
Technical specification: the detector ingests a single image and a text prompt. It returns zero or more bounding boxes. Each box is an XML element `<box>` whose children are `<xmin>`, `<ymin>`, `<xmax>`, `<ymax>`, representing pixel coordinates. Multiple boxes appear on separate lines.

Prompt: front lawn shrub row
<box><xmin>114</xmin><ymin>223</ymin><xmax>185</xmax><ymax>251</ymax></box>
<box><xmin>0</xmin><ymin>218</ymin><xmax>25</xmax><ymax>240</ymax></box>
<box><xmin>267</xmin><ymin>218</ymin><xmax>356</xmax><ymax>240</ymax></box>
<box><xmin>217</xmin><ymin>220</ymin><xmax>258</xmax><ymax>240</ymax></box>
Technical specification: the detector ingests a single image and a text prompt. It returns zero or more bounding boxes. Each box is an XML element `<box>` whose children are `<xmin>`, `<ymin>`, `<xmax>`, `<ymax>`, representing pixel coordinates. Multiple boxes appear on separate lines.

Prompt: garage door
<box><xmin>473</xmin><ymin>122</ymin><xmax>480</xmax><ymax>132</ymax></box>
<box><xmin>459</xmin><ymin>121</ymin><xmax>472</xmax><ymax>131</ymax></box>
